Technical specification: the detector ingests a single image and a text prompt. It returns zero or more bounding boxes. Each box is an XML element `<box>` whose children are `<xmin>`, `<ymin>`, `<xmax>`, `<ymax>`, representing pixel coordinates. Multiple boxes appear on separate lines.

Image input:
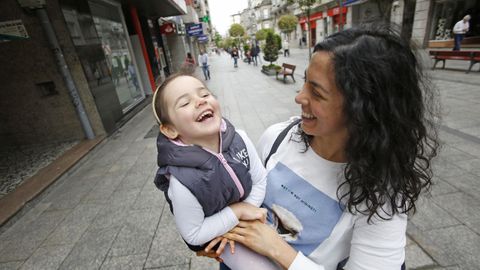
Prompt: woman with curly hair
<box><xmin>205</xmin><ymin>24</ymin><xmax>440</xmax><ymax>270</ymax></box>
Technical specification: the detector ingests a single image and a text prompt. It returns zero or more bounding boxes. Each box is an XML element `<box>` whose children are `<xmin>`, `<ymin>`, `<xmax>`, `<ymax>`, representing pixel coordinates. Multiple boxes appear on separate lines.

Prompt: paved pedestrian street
<box><xmin>0</xmin><ymin>49</ymin><xmax>479</xmax><ymax>269</ymax></box>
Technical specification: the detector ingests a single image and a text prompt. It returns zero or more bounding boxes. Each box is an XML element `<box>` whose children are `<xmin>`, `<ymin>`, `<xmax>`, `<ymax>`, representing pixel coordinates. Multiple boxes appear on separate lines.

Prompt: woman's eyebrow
<box><xmin>307</xmin><ymin>79</ymin><xmax>330</xmax><ymax>94</ymax></box>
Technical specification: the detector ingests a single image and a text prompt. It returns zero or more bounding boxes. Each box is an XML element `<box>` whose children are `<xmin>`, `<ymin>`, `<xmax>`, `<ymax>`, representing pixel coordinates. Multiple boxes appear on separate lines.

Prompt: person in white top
<box><xmin>152</xmin><ymin>74</ymin><xmax>280</xmax><ymax>270</ymax></box>
<box><xmin>208</xmin><ymin>25</ymin><xmax>439</xmax><ymax>270</ymax></box>
<box><xmin>198</xmin><ymin>49</ymin><xmax>211</xmax><ymax>80</ymax></box>
<box><xmin>283</xmin><ymin>40</ymin><xmax>290</xmax><ymax>57</ymax></box>
<box><xmin>452</xmin><ymin>15</ymin><xmax>471</xmax><ymax>51</ymax></box>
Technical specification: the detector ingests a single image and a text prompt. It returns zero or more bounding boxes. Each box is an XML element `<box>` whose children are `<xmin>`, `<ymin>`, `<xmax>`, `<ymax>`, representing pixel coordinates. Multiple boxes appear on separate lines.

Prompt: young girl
<box><xmin>152</xmin><ymin>73</ymin><xmax>280</xmax><ymax>270</ymax></box>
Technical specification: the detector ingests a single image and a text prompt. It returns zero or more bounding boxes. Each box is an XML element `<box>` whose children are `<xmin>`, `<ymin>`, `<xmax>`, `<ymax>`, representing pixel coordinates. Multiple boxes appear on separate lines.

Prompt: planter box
<box><xmin>261</xmin><ymin>68</ymin><xmax>277</xmax><ymax>76</ymax></box>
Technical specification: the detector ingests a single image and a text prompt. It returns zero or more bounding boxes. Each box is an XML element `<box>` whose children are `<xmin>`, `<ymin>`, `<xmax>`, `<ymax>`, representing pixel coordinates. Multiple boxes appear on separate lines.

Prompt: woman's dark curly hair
<box><xmin>301</xmin><ymin>24</ymin><xmax>440</xmax><ymax>222</ymax></box>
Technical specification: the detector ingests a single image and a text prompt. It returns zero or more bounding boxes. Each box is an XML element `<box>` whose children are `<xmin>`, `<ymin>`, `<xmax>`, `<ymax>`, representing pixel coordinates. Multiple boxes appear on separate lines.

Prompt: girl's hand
<box><xmin>195</xmin><ymin>250</ymin><xmax>223</xmax><ymax>263</ymax></box>
<box><xmin>204</xmin><ymin>236</ymin><xmax>235</xmax><ymax>255</ymax></box>
<box><xmin>229</xmin><ymin>202</ymin><xmax>267</xmax><ymax>223</ymax></box>
<box><xmin>223</xmin><ymin>220</ymin><xmax>297</xmax><ymax>269</ymax></box>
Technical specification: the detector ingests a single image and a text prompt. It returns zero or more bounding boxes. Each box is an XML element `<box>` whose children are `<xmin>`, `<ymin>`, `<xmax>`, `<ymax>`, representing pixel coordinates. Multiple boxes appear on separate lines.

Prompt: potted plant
<box><xmin>261</xmin><ymin>32</ymin><xmax>280</xmax><ymax>75</ymax></box>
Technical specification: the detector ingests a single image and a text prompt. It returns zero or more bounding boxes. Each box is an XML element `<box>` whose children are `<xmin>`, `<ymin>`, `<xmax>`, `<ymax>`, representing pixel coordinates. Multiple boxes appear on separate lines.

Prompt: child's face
<box><xmin>161</xmin><ymin>76</ymin><xmax>221</xmax><ymax>144</ymax></box>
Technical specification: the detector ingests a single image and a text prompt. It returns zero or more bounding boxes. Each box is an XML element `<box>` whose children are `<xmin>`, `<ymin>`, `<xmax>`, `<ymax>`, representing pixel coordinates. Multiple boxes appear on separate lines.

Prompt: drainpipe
<box><xmin>18</xmin><ymin>1</ymin><xmax>95</xmax><ymax>139</ymax></box>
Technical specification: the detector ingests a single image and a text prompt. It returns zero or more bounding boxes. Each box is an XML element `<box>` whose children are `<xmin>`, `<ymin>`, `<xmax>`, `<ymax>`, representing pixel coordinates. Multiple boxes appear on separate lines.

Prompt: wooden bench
<box><xmin>429</xmin><ymin>50</ymin><xmax>480</xmax><ymax>74</ymax></box>
<box><xmin>276</xmin><ymin>63</ymin><xmax>296</xmax><ymax>83</ymax></box>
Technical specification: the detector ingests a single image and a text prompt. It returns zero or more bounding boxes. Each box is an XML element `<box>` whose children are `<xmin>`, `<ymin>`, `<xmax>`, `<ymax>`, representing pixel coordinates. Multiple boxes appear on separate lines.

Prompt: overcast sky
<box><xmin>209</xmin><ymin>0</ymin><xmax>248</xmax><ymax>36</ymax></box>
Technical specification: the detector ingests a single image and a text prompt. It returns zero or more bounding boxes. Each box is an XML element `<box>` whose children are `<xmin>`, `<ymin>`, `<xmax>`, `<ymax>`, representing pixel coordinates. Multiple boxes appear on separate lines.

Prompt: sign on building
<box><xmin>197</xmin><ymin>35</ymin><xmax>208</xmax><ymax>43</ymax></box>
<box><xmin>186</xmin><ymin>23</ymin><xmax>203</xmax><ymax>37</ymax></box>
<box><xmin>0</xmin><ymin>20</ymin><xmax>29</xmax><ymax>42</ymax></box>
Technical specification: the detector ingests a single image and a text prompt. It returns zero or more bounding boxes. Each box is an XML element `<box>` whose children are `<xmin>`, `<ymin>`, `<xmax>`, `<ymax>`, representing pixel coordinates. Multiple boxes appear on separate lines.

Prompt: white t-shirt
<box><xmin>168</xmin><ymin>130</ymin><xmax>267</xmax><ymax>246</ymax></box>
<box><xmin>257</xmin><ymin>119</ymin><xmax>407</xmax><ymax>270</ymax></box>
<box><xmin>453</xmin><ymin>20</ymin><xmax>469</xmax><ymax>34</ymax></box>
<box><xmin>198</xmin><ymin>53</ymin><xmax>208</xmax><ymax>66</ymax></box>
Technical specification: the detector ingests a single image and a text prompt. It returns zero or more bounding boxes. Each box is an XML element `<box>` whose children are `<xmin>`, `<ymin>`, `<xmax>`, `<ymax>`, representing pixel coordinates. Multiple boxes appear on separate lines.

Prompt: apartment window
<box><xmin>263</xmin><ymin>9</ymin><xmax>269</xmax><ymax>19</ymax></box>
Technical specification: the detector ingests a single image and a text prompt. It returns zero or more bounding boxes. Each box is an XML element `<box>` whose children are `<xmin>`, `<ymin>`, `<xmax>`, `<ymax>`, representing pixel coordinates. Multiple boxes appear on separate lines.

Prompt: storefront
<box><xmin>299</xmin><ymin>11</ymin><xmax>324</xmax><ymax>47</ymax></box>
<box><xmin>428</xmin><ymin>0</ymin><xmax>479</xmax><ymax>48</ymax></box>
<box><xmin>60</xmin><ymin>0</ymin><xmax>145</xmax><ymax>132</ymax></box>
<box><xmin>327</xmin><ymin>6</ymin><xmax>348</xmax><ymax>33</ymax></box>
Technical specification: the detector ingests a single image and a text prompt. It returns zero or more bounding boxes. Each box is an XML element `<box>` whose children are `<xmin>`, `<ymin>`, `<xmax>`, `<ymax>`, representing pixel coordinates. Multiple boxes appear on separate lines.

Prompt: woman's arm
<box><xmin>224</xmin><ymin>220</ymin><xmax>314</xmax><ymax>270</ymax></box>
<box><xmin>345</xmin><ymin>213</ymin><xmax>407</xmax><ymax>269</ymax></box>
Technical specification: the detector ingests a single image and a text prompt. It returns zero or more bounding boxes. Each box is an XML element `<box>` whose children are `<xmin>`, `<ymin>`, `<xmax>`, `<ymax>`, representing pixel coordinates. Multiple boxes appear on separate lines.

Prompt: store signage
<box><xmin>299</xmin><ymin>11</ymin><xmax>323</xmax><ymax>24</ymax></box>
<box><xmin>197</xmin><ymin>35</ymin><xmax>208</xmax><ymax>43</ymax></box>
<box><xmin>201</xmin><ymin>16</ymin><xmax>210</xmax><ymax>23</ymax></box>
<box><xmin>0</xmin><ymin>20</ymin><xmax>29</xmax><ymax>42</ymax></box>
<box><xmin>327</xmin><ymin>7</ymin><xmax>348</xmax><ymax>17</ymax></box>
<box><xmin>186</xmin><ymin>23</ymin><xmax>203</xmax><ymax>36</ymax></box>
<box><xmin>160</xmin><ymin>23</ymin><xmax>176</xmax><ymax>35</ymax></box>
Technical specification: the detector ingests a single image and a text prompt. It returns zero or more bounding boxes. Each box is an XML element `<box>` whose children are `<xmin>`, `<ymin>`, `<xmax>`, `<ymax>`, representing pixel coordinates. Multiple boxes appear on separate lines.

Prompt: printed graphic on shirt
<box><xmin>232</xmin><ymin>148</ymin><xmax>249</xmax><ymax>168</ymax></box>
<box><xmin>262</xmin><ymin>162</ymin><xmax>344</xmax><ymax>256</ymax></box>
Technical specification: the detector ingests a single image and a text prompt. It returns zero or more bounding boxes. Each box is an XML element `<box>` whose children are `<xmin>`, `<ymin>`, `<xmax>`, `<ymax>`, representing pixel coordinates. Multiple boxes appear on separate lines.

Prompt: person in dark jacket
<box><xmin>152</xmin><ymin>73</ymin><xmax>279</xmax><ymax>270</ymax></box>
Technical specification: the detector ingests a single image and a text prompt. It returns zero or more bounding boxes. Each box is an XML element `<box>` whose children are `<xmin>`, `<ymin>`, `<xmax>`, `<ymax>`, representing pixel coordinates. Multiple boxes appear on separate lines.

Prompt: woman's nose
<box><xmin>295</xmin><ymin>87</ymin><xmax>307</xmax><ymax>105</ymax></box>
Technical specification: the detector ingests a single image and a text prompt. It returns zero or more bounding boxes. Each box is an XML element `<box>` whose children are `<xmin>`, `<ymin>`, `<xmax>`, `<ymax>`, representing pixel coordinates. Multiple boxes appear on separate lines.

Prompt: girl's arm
<box><xmin>169</xmin><ymin>177</ymin><xmax>266</xmax><ymax>246</ymax></box>
<box><xmin>168</xmin><ymin>177</ymin><xmax>238</xmax><ymax>246</ymax></box>
<box><xmin>236</xmin><ymin>130</ymin><xmax>267</xmax><ymax>207</ymax></box>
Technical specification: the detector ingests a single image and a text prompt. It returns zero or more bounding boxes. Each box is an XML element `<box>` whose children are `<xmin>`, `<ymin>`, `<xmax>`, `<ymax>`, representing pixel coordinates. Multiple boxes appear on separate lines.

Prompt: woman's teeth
<box><xmin>302</xmin><ymin>112</ymin><xmax>315</xmax><ymax>119</ymax></box>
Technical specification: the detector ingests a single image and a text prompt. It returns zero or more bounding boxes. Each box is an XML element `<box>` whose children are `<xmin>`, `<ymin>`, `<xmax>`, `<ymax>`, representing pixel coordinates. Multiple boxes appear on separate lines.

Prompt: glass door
<box><xmin>88</xmin><ymin>0</ymin><xmax>145</xmax><ymax>112</ymax></box>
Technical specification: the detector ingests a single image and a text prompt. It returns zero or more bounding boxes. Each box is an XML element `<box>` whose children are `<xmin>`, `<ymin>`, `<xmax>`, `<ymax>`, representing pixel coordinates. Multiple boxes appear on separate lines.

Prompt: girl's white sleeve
<box><xmin>168</xmin><ymin>176</ymin><xmax>239</xmax><ymax>246</ymax></box>
<box><xmin>237</xmin><ymin>130</ymin><xmax>266</xmax><ymax>207</ymax></box>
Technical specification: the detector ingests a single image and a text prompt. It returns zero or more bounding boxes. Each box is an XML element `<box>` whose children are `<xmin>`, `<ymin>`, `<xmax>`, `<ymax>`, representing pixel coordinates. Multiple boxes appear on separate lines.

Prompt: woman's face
<box><xmin>295</xmin><ymin>51</ymin><xmax>347</xmax><ymax>143</ymax></box>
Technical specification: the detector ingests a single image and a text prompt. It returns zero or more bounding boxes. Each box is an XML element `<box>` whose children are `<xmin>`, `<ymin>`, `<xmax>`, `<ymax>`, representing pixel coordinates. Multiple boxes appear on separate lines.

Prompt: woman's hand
<box><xmin>224</xmin><ymin>220</ymin><xmax>297</xmax><ymax>269</ymax></box>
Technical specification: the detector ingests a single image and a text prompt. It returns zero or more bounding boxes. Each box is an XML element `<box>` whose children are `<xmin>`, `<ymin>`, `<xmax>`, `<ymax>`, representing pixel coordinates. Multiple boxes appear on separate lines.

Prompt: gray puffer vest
<box><xmin>154</xmin><ymin>118</ymin><xmax>252</xmax><ymax>218</ymax></box>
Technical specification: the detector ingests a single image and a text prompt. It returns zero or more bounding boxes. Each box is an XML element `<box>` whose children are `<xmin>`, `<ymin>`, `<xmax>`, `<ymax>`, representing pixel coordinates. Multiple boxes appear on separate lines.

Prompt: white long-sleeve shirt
<box><xmin>198</xmin><ymin>53</ymin><xmax>209</xmax><ymax>66</ymax></box>
<box><xmin>453</xmin><ymin>20</ymin><xmax>469</xmax><ymax>34</ymax></box>
<box><xmin>168</xmin><ymin>130</ymin><xmax>267</xmax><ymax>246</ymax></box>
<box><xmin>258</xmin><ymin>119</ymin><xmax>407</xmax><ymax>270</ymax></box>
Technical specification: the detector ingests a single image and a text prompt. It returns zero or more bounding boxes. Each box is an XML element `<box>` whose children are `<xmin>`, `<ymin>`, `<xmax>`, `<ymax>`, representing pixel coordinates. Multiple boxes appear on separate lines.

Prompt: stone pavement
<box><xmin>0</xmin><ymin>48</ymin><xmax>479</xmax><ymax>270</ymax></box>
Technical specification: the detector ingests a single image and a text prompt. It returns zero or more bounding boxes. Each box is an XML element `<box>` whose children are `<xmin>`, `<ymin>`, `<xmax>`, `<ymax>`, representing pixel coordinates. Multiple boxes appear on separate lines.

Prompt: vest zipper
<box><xmin>202</xmin><ymin>126</ymin><xmax>245</xmax><ymax>198</ymax></box>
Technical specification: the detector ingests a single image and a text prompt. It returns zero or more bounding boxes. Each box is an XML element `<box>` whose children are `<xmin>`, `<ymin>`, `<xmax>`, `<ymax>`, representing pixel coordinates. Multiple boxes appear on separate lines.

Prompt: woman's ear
<box><xmin>159</xmin><ymin>124</ymin><xmax>178</xmax><ymax>139</ymax></box>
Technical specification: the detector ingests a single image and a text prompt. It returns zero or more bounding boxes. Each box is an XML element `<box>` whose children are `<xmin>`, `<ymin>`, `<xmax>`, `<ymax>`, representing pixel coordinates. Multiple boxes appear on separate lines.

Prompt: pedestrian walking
<box><xmin>452</xmin><ymin>15</ymin><xmax>471</xmax><ymax>51</ymax></box>
<box><xmin>207</xmin><ymin>24</ymin><xmax>439</xmax><ymax>270</ymax></box>
<box><xmin>198</xmin><ymin>49</ymin><xmax>211</xmax><ymax>80</ymax></box>
<box><xmin>152</xmin><ymin>74</ymin><xmax>279</xmax><ymax>270</ymax></box>
<box><xmin>250</xmin><ymin>44</ymin><xmax>260</xmax><ymax>66</ymax></box>
<box><xmin>283</xmin><ymin>40</ymin><xmax>290</xmax><ymax>57</ymax></box>
<box><xmin>231</xmin><ymin>47</ymin><xmax>239</xmax><ymax>68</ymax></box>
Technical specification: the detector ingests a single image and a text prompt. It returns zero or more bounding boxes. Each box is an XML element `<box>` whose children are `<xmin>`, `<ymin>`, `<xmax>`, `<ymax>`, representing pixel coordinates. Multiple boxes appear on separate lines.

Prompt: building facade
<box><xmin>0</xmin><ymin>0</ymin><xmax>187</xmax><ymax>148</ymax></box>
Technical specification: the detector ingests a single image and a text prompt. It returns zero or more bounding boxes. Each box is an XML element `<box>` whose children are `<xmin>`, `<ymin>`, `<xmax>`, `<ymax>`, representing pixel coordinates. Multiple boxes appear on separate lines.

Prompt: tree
<box><xmin>229</xmin><ymin>23</ymin><xmax>246</xmax><ymax>48</ymax></box>
<box><xmin>278</xmin><ymin>14</ymin><xmax>298</xmax><ymax>37</ymax></box>
<box><xmin>263</xmin><ymin>31</ymin><xmax>278</xmax><ymax>65</ymax></box>
<box><xmin>255</xmin><ymin>28</ymin><xmax>273</xmax><ymax>41</ymax></box>
<box><xmin>213</xmin><ymin>32</ymin><xmax>222</xmax><ymax>47</ymax></box>
<box><xmin>274</xmin><ymin>34</ymin><xmax>282</xmax><ymax>51</ymax></box>
<box><xmin>287</xmin><ymin>0</ymin><xmax>317</xmax><ymax>58</ymax></box>
<box><xmin>229</xmin><ymin>23</ymin><xmax>246</xmax><ymax>38</ymax></box>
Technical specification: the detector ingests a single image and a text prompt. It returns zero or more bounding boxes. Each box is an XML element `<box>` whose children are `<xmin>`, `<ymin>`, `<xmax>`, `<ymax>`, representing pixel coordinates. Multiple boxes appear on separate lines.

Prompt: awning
<box><xmin>327</xmin><ymin>6</ymin><xmax>347</xmax><ymax>17</ymax></box>
<box><xmin>299</xmin><ymin>11</ymin><xmax>324</xmax><ymax>24</ymax></box>
<box><xmin>342</xmin><ymin>0</ymin><xmax>368</xmax><ymax>6</ymax></box>
<box><xmin>121</xmin><ymin>0</ymin><xmax>187</xmax><ymax>17</ymax></box>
